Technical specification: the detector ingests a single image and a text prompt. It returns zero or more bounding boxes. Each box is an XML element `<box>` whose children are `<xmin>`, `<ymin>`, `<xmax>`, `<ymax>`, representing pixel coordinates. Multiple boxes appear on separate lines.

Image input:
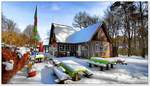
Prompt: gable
<box><xmin>92</xmin><ymin>24</ymin><xmax>111</xmax><ymax>43</ymax></box>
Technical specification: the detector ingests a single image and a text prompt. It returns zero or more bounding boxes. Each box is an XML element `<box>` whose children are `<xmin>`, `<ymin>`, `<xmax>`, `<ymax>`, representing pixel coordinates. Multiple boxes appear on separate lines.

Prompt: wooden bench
<box><xmin>88</xmin><ymin>60</ymin><xmax>116</xmax><ymax>70</ymax></box>
<box><xmin>53</xmin><ymin>67</ymin><xmax>72</xmax><ymax>84</ymax></box>
<box><xmin>88</xmin><ymin>61</ymin><xmax>107</xmax><ymax>71</ymax></box>
<box><xmin>61</xmin><ymin>60</ymin><xmax>93</xmax><ymax>81</ymax></box>
<box><xmin>52</xmin><ymin>59</ymin><xmax>61</xmax><ymax>66</ymax></box>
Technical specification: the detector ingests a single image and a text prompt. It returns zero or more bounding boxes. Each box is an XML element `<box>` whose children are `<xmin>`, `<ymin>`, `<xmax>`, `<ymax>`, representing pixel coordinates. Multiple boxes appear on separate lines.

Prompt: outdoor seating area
<box><xmin>50</xmin><ymin>58</ymin><xmax>93</xmax><ymax>83</ymax></box>
<box><xmin>48</xmin><ymin>56</ymin><xmax>129</xmax><ymax>83</ymax></box>
<box><xmin>5</xmin><ymin>52</ymin><xmax>127</xmax><ymax>84</ymax></box>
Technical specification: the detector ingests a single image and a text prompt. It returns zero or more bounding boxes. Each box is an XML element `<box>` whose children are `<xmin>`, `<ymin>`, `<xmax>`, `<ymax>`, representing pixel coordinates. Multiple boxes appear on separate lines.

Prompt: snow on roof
<box><xmin>66</xmin><ymin>22</ymin><xmax>102</xmax><ymax>43</ymax></box>
<box><xmin>53</xmin><ymin>23</ymin><xmax>76</xmax><ymax>43</ymax></box>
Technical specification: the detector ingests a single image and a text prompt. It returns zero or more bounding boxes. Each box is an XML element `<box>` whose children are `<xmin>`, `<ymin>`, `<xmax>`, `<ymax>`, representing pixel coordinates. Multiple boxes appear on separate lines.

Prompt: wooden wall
<box><xmin>79</xmin><ymin>27</ymin><xmax>112</xmax><ymax>58</ymax></box>
<box><xmin>78</xmin><ymin>41</ymin><xmax>111</xmax><ymax>58</ymax></box>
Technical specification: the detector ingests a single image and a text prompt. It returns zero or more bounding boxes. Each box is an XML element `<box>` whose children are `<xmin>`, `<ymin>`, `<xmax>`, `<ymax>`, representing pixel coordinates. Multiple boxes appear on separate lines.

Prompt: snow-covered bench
<box><xmin>52</xmin><ymin>59</ymin><xmax>61</xmax><ymax>66</ymax></box>
<box><xmin>60</xmin><ymin>60</ymin><xmax>93</xmax><ymax>81</ymax></box>
<box><xmin>91</xmin><ymin>57</ymin><xmax>127</xmax><ymax>65</ymax></box>
<box><xmin>91</xmin><ymin>57</ymin><xmax>117</xmax><ymax>64</ymax></box>
<box><xmin>88</xmin><ymin>60</ymin><xmax>107</xmax><ymax>71</ymax></box>
<box><xmin>89</xmin><ymin>57</ymin><xmax>118</xmax><ymax>70</ymax></box>
<box><xmin>53</xmin><ymin>67</ymin><xmax>72</xmax><ymax>84</ymax></box>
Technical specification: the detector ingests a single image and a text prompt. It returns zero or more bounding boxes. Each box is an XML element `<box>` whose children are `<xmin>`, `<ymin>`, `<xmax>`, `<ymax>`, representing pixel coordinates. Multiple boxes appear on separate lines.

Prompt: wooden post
<box><xmin>106</xmin><ymin>64</ymin><xmax>109</xmax><ymax>70</ymax></box>
<box><xmin>110</xmin><ymin>64</ymin><xmax>113</xmax><ymax>68</ymax></box>
<box><xmin>89</xmin><ymin>63</ymin><xmax>92</xmax><ymax>67</ymax></box>
<box><xmin>100</xmin><ymin>66</ymin><xmax>104</xmax><ymax>71</ymax></box>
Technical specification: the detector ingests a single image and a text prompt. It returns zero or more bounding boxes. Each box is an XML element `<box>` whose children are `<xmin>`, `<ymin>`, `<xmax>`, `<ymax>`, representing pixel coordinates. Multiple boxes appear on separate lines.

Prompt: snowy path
<box><xmin>8</xmin><ymin>56</ymin><xmax>148</xmax><ymax>84</ymax></box>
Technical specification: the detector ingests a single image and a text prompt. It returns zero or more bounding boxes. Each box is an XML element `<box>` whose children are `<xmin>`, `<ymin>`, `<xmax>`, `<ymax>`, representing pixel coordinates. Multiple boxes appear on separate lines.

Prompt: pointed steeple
<box><xmin>32</xmin><ymin>5</ymin><xmax>40</xmax><ymax>41</ymax></box>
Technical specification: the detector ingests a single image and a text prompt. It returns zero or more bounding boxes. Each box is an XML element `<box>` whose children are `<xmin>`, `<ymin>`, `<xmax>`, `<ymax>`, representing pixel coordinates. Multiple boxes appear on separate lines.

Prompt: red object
<box><xmin>39</xmin><ymin>42</ymin><xmax>44</xmax><ymax>52</ymax></box>
<box><xmin>28</xmin><ymin>71</ymin><xmax>36</xmax><ymax>77</ymax></box>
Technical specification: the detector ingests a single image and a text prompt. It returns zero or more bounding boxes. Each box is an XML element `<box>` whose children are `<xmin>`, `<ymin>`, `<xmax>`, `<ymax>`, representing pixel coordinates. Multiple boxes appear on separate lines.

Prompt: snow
<box><xmin>62</xmin><ymin>60</ymin><xmax>89</xmax><ymax>72</ymax></box>
<box><xmin>66</xmin><ymin>23</ymin><xmax>102</xmax><ymax>43</ymax></box>
<box><xmin>91</xmin><ymin>57</ymin><xmax>120</xmax><ymax>62</ymax></box>
<box><xmin>8</xmin><ymin>55</ymin><xmax>148</xmax><ymax>84</ymax></box>
<box><xmin>118</xmin><ymin>55</ymin><xmax>148</xmax><ymax>65</ymax></box>
<box><xmin>17</xmin><ymin>47</ymin><xmax>30</xmax><ymax>56</ymax></box>
<box><xmin>2</xmin><ymin>60</ymin><xmax>14</xmax><ymax>71</ymax></box>
<box><xmin>53</xmin><ymin>23</ymin><xmax>76</xmax><ymax>43</ymax></box>
<box><xmin>8</xmin><ymin>62</ymin><xmax>57</xmax><ymax>84</ymax></box>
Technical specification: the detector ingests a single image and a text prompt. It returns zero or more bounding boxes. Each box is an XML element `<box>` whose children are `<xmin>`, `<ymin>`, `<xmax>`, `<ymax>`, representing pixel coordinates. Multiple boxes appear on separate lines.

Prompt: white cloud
<box><xmin>51</xmin><ymin>4</ymin><xmax>61</xmax><ymax>11</ymax></box>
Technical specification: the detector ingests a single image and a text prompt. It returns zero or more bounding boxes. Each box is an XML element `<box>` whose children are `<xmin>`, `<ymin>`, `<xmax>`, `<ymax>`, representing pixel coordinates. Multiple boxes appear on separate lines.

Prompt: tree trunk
<box><xmin>141</xmin><ymin>37</ymin><xmax>145</xmax><ymax>58</ymax></box>
<box><xmin>128</xmin><ymin>38</ymin><xmax>131</xmax><ymax>56</ymax></box>
<box><xmin>112</xmin><ymin>46</ymin><xmax>118</xmax><ymax>57</ymax></box>
<box><xmin>139</xmin><ymin>2</ymin><xmax>146</xmax><ymax>58</ymax></box>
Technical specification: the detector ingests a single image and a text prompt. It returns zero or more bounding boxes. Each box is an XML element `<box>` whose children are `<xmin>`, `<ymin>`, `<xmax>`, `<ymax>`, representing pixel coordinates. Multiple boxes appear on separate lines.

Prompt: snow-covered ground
<box><xmin>8</xmin><ymin>55</ymin><xmax>148</xmax><ymax>84</ymax></box>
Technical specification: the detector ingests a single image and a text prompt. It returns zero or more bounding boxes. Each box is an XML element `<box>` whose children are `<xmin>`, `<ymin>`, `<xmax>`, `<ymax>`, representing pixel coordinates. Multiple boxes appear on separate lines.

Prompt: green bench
<box><xmin>53</xmin><ymin>66</ymin><xmax>72</xmax><ymax>84</ymax></box>
<box><xmin>88</xmin><ymin>57</ymin><xmax>117</xmax><ymax>70</ymax></box>
<box><xmin>60</xmin><ymin>60</ymin><xmax>93</xmax><ymax>81</ymax></box>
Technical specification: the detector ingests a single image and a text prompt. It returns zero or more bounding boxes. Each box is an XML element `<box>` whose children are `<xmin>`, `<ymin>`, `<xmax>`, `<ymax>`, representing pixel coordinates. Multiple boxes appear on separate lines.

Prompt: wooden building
<box><xmin>49</xmin><ymin>22</ymin><xmax>112</xmax><ymax>58</ymax></box>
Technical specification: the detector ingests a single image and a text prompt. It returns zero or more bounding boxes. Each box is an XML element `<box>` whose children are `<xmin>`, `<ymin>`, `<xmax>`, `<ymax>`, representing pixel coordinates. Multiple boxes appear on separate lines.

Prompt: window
<box><xmin>95</xmin><ymin>42</ymin><xmax>103</xmax><ymax>52</ymax></box>
<box><xmin>64</xmin><ymin>45</ymin><xmax>66</xmax><ymax>51</ymax></box>
<box><xmin>95</xmin><ymin>43</ymin><xmax>100</xmax><ymax>52</ymax></box>
<box><xmin>59</xmin><ymin>44</ymin><xmax>64</xmax><ymax>51</ymax></box>
<box><xmin>66</xmin><ymin>45</ymin><xmax>69</xmax><ymax>51</ymax></box>
<box><xmin>103</xmin><ymin>44</ymin><xmax>107</xmax><ymax>51</ymax></box>
<box><xmin>99</xmin><ymin>46</ymin><xmax>103</xmax><ymax>52</ymax></box>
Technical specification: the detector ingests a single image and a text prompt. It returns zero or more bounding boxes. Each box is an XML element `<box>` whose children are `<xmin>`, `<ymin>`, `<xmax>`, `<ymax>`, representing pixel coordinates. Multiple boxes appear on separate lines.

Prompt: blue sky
<box><xmin>2</xmin><ymin>1</ymin><xmax>112</xmax><ymax>44</ymax></box>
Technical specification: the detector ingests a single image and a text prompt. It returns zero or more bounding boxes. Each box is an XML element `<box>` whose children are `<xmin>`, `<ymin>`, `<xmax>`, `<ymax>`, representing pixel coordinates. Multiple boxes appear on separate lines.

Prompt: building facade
<box><xmin>49</xmin><ymin>22</ymin><xmax>112</xmax><ymax>58</ymax></box>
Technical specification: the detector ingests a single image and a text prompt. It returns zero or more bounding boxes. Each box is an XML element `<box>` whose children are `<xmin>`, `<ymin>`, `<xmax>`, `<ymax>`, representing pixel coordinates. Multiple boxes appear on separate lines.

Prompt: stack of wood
<box><xmin>2</xmin><ymin>48</ymin><xmax>30</xmax><ymax>84</ymax></box>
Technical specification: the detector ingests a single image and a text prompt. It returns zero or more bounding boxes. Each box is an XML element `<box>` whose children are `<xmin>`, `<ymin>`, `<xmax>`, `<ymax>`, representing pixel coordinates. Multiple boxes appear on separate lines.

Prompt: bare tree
<box><xmin>104</xmin><ymin>5</ymin><xmax>124</xmax><ymax>57</ymax></box>
<box><xmin>104</xmin><ymin>1</ymin><xmax>148</xmax><ymax>57</ymax></box>
<box><xmin>23</xmin><ymin>24</ymin><xmax>34</xmax><ymax>38</ymax></box>
<box><xmin>2</xmin><ymin>14</ymin><xmax>20</xmax><ymax>32</ymax></box>
<box><xmin>73</xmin><ymin>11</ymin><xmax>100</xmax><ymax>29</ymax></box>
<box><xmin>110</xmin><ymin>2</ymin><xmax>137</xmax><ymax>56</ymax></box>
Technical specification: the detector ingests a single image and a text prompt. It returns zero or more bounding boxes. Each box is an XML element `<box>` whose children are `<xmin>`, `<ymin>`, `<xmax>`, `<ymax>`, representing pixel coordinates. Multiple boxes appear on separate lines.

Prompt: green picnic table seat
<box><xmin>90</xmin><ymin>57</ymin><xmax>117</xmax><ymax>64</ymax></box>
<box><xmin>89</xmin><ymin>57</ymin><xmax>117</xmax><ymax>70</ymax></box>
<box><xmin>53</xmin><ymin>66</ymin><xmax>72</xmax><ymax>83</ymax></box>
<box><xmin>60</xmin><ymin>60</ymin><xmax>93</xmax><ymax>81</ymax></box>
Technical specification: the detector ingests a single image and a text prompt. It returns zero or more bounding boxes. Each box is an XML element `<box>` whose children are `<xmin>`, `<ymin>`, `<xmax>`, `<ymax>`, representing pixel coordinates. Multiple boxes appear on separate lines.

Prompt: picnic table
<box><xmin>89</xmin><ymin>57</ymin><xmax>126</xmax><ymax>70</ymax></box>
<box><xmin>90</xmin><ymin>57</ymin><xmax>117</xmax><ymax>64</ymax></box>
<box><xmin>60</xmin><ymin>60</ymin><xmax>93</xmax><ymax>81</ymax></box>
<box><xmin>91</xmin><ymin>57</ymin><xmax>126</xmax><ymax>64</ymax></box>
<box><xmin>89</xmin><ymin>57</ymin><xmax>117</xmax><ymax>70</ymax></box>
<box><xmin>53</xmin><ymin>66</ymin><xmax>72</xmax><ymax>83</ymax></box>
